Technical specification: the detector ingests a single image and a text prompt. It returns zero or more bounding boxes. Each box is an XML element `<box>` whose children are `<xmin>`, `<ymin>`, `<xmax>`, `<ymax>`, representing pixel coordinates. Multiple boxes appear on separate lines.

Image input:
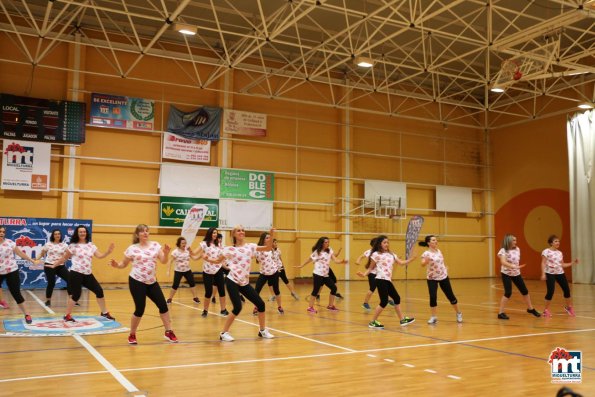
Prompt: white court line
<box><xmin>448</xmin><ymin>375</ymin><xmax>462</xmax><ymax>380</ymax></box>
<box><xmin>367</xmin><ymin>354</ymin><xmax>376</xmax><ymax>358</ymax></box>
<box><xmin>402</xmin><ymin>363</ymin><xmax>415</xmax><ymax>368</ymax></box>
<box><xmin>26</xmin><ymin>291</ymin><xmax>142</xmax><ymax>396</ymax></box>
<box><xmin>424</xmin><ymin>369</ymin><xmax>437</xmax><ymax>374</ymax></box>
<box><xmin>384</xmin><ymin>358</ymin><xmax>395</xmax><ymax>363</ymax></box>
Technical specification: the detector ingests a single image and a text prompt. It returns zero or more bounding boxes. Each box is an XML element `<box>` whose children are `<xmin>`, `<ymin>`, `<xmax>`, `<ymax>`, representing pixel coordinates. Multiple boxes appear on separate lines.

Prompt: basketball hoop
<box><xmin>501</xmin><ymin>59</ymin><xmax>520</xmax><ymax>81</ymax></box>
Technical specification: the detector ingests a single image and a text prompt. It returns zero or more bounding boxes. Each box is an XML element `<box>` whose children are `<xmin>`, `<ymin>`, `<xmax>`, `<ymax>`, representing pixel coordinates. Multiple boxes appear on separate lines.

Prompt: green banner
<box><xmin>220</xmin><ymin>169</ymin><xmax>274</xmax><ymax>201</ymax></box>
<box><xmin>159</xmin><ymin>197</ymin><xmax>219</xmax><ymax>228</ymax></box>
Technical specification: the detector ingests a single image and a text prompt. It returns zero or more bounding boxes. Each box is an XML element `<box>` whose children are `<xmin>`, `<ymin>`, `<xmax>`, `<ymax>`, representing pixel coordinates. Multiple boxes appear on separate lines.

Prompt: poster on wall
<box><xmin>90</xmin><ymin>93</ymin><xmax>154</xmax><ymax>131</ymax></box>
<box><xmin>162</xmin><ymin>132</ymin><xmax>211</xmax><ymax>163</ymax></box>
<box><xmin>220</xmin><ymin>168</ymin><xmax>274</xmax><ymax>201</ymax></box>
<box><xmin>0</xmin><ymin>217</ymin><xmax>92</xmax><ymax>289</ymax></box>
<box><xmin>159</xmin><ymin>196</ymin><xmax>219</xmax><ymax>229</ymax></box>
<box><xmin>0</xmin><ymin>93</ymin><xmax>86</xmax><ymax>144</ymax></box>
<box><xmin>166</xmin><ymin>105</ymin><xmax>221</xmax><ymax>141</ymax></box>
<box><xmin>1</xmin><ymin>139</ymin><xmax>51</xmax><ymax>191</ymax></box>
<box><xmin>223</xmin><ymin>109</ymin><xmax>267</xmax><ymax>136</ymax></box>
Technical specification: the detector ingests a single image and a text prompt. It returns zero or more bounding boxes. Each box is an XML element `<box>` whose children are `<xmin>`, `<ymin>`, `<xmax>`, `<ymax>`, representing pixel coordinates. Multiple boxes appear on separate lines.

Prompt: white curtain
<box><xmin>567</xmin><ymin>109</ymin><xmax>595</xmax><ymax>283</ymax></box>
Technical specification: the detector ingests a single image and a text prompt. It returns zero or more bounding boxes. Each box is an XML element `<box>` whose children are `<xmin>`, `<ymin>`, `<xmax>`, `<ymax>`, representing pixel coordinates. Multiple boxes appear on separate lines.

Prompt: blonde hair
<box><xmin>231</xmin><ymin>224</ymin><xmax>245</xmax><ymax>246</ymax></box>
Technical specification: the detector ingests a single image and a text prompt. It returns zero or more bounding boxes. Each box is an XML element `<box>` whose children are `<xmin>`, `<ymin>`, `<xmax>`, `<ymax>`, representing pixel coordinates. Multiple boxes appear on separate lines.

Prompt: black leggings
<box><xmin>0</xmin><ymin>270</ymin><xmax>25</xmax><ymax>304</ymax></box>
<box><xmin>226</xmin><ymin>278</ymin><xmax>265</xmax><ymax>316</ymax></box>
<box><xmin>44</xmin><ymin>264</ymin><xmax>70</xmax><ymax>298</ymax></box>
<box><xmin>255</xmin><ymin>273</ymin><xmax>280</xmax><ymax>296</ymax></box>
<box><xmin>367</xmin><ymin>273</ymin><xmax>377</xmax><ymax>292</ymax></box>
<box><xmin>376</xmin><ymin>279</ymin><xmax>400</xmax><ymax>308</ymax></box>
<box><xmin>69</xmin><ymin>271</ymin><xmax>104</xmax><ymax>302</ymax></box>
<box><xmin>427</xmin><ymin>277</ymin><xmax>458</xmax><ymax>307</ymax></box>
<box><xmin>203</xmin><ymin>268</ymin><xmax>226</xmax><ymax>298</ymax></box>
<box><xmin>501</xmin><ymin>273</ymin><xmax>528</xmax><ymax>298</ymax></box>
<box><xmin>311</xmin><ymin>274</ymin><xmax>337</xmax><ymax>297</ymax></box>
<box><xmin>545</xmin><ymin>273</ymin><xmax>571</xmax><ymax>300</ymax></box>
<box><xmin>129</xmin><ymin>276</ymin><xmax>168</xmax><ymax>317</ymax></box>
<box><xmin>278</xmin><ymin>268</ymin><xmax>289</xmax><ymax>285</ymax></box>
<box><xmin>171</xmin><ymin>270</ymin><xmax>195</xmax><ymax>290</ymax></box>
<box><xmin>329</xmin><ymin>267</ymin><xmax>337</xmax><ymax>283</ymax></box>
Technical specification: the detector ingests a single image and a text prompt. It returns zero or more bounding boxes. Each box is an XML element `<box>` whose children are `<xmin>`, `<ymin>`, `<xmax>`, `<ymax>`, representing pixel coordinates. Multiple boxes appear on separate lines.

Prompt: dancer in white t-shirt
<box><xmin>541</xmin><ymin>234</ymin><xmax>579</xmax><ymax>318</ymax></box>
<box><xmin>166</xmin><ymin>237</ymin><xmax>201</xmax><ymax>305</ymax></box>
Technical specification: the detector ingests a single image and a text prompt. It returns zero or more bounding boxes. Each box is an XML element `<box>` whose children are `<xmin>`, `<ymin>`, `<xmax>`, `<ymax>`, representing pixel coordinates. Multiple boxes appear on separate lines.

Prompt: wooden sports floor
<box><xmin>1</xmin><ymin>278</ymin><xmax>593</xmax><ymax>397</ymax></box>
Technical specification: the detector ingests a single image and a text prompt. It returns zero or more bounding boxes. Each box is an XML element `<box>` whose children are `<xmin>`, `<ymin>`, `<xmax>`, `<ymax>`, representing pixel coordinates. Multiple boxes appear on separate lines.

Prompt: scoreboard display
<box><xmin>0</xmin><ymin>94</ymin><xmax>86</xmax><ymax>144</ymax></box>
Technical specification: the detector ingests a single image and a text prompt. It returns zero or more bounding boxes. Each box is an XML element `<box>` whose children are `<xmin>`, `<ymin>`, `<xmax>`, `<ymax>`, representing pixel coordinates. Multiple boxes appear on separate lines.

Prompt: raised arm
<box><xmin>94</xmin><ymin>243</ymin><xmax>115</xmax><ymax>259</ymax></box>
<box><xmin>562</xmin><ymin>258</ymin><xmax>579</xmax><ymax>268</ymax></box>
<box><xmin>13</xmin><ymin>246</ymin><xmax>36</xmax><ymax>264</ymax></box>
<box><xmin>109</xmin><ymin>256</ymin><xmax>132</xmax><ymax>269</ymax></box>
<box><xmin>395</xmin><ymin>253</ymin><xmax>416</xmax><ymax>266</ymax></box>
<box><xmin>256</xmin><ymin>228</ymin><xmax>276</xmax><ymax>252</ymax></box>
<box><xmin>157</xmin><ymin>244</ymin><xmax>170</xmax><ymax>264</ymax></box>
<box><xmin>295</xmin><ymin>257</ymin><xmax>313</xmax><ymax>268</ymax></box>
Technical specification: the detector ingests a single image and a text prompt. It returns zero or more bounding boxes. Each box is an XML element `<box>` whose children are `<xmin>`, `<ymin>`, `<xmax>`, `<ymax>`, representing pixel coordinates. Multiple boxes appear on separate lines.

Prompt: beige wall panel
<box><xmin>401</xmin><ymin>134</ymin><xmax>442</xmax><ymax>160</ymax></box>
<box><xmin>352</xmin><ymin>128</ymin><xmax>401</xmax><ymax>155</ymax></box>
<box><xmin>402</xmin><ymin>160</ymin><xmax>443</xmax><ymax>184</ymax></box>
<box><xmin>230</xmin><ymin>142</ymin><xmax>296</xmax><ymax>173</ymax></box>
<box><xmin>297</xmin><ymin>150</ymin><xmax>341</xmax><ymax>177</ymax></box>
<box><xmin>296</xmin><ymin>120</ymin><xmax>342</xmax><ymax>148</ymax></box>
<box><xmin>444</xmin><ymin>164</ymin><xmax>484</xmax><ymax>188</ymax></box>
<box><xmin>352</xmin><ymin>155</ymin><xmax>401</xmax><ymax>180</ymax></box>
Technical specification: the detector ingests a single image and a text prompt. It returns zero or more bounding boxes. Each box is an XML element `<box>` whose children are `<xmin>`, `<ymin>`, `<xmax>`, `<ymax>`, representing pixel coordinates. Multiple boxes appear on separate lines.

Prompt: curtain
<box><xmin>567</xmin><ymin>109</ymin><xmax>595</xmax><ymax>283</ymax></box>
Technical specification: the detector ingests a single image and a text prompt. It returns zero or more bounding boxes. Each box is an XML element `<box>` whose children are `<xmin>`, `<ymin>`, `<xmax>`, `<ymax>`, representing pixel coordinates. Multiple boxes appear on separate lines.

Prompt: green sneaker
<box><xmin>399</xmin><ymin>316</ymin><xmax>415</xmax><ymax>327</ymax></box>
<box><xmin>368</xmin><ymin>320</ymin><xmax>384</xmax><ymax>329</ymax></box>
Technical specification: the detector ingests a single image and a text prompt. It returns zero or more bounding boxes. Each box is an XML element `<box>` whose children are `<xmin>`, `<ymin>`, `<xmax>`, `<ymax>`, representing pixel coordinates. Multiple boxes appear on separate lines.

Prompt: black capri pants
<box><xmin>171</xmin><ymin>270</ymin><xmax>195</xmax><ymax>290</ymax></box>
<box><xmin>545</xmin><ymin>273</ymin><xmax>571</xmax><ymax>300</ymax></box>
<box><xmin>129</xmin><ymin>276</ymin><xmax>168</xmax><ymax>317</ymax></box>
<box><xmin>427</xmin><ymin>277</ymin><xmax>458</xmax><ymax>307</ymax></box>
<box><xmin>501</xmin><ymin>273</ymin><xmax>529</xmax><ymax>298</ymax></box>
<box><xmin>69</xmin><ymin>271</ymin><xmax>104</xmax><ymax>302</ymax></box>
<box><xmin>376</xmin><ymin>279</ymin><xmax>400</xmax><ymax>308</ymax></box>
<box><xmin>367</xmin><ymin>273</ymin><xmax>377</xmax><ymax>292</ymax></box>
<box><xmin>0</xmin><ymin>270</ymin><xmax>25</xmax><ymax>304</ymax></box>
<box><xmin>226</xmin><ymin>278</ymin><xmax>265</xmax><ymax>316</ymax></box>
<box><xmin>44</xmin><ymin>264</ymin><xmax>71</xmax><ymax>298</ymax></box>
<box><xmin>311</xmin><ymin>274</ymin><xmax>338</xmax><ymax>297</ymax></box>
<box><xmin>255</xmin><ymin>273</ymin><xmax>280</xmax><ymax>296</ymax></box>
<box><xmin>278</xmin><ymin>268</ymin><xmax>289</xmax><ymax>285</ymax></box>
<box><xmin>203</xmin><ymin>268</ymin><xmax>226</xmax><ymax>298</ymax></box>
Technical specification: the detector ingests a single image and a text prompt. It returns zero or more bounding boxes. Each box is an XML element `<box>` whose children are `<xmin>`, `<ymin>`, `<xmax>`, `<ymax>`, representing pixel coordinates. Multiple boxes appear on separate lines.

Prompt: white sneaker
<box><xmin>456</xmin><ymin>312</ymin><xmax>463</xmax><ymax>323</ymax></box>
<box><xmin>427</xmin><ymin>316</ymin><xmax>438</xmax><ymax>324</ymax></box>
<box><xmin>258</xmin><ymin>328</ymin><xmax>275</xmax><ymax>339</ymax></box>
<box><xmin>219</xmin><ymin>331</ymin><xmax>235</xmax><ymax>342</ymax></box>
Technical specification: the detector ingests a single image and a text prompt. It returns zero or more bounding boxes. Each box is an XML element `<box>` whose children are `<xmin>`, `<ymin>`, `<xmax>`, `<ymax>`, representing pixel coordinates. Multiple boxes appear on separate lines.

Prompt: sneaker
<box><xmin>24</xmin><ymin>314</ymin><xmax>33</xmax><ymax>324</ymax></box>
<box><xmin>193</xmin><ymin>297</ymin><xmax>200</xmax><ymax>304</ymax></box>
<box><xmin>219</xmin><ymin>331</ymin><xmax>234</xmax><ymax>342</ymax></box>
<box><xmin>543</xmin><ymin>309</ymin><xmax>552</xmax><ymax>318</ymax></box>
<box><xmin>220</xmin><ymin>309</ymin><xmax>229</xmax><ymax>316</ymax></box>
<box><xmin>400</xmin><ymin>317</ymin><xmax>415</xmax><ymax>326</ymax></box>
<box><xmin>456</xmin><ymin>312</ymin><xmax>463</xmax><ymax>323</ymax></box>
<box><xmin>45</xmin><ymin>300</ymin><xmax>51</xmax><ymax>307</ymax></box>
<box><xmin>269</xmin><ymin>296</ymin><xmax>276</xmax><ymax>302</ymax></box>
<box><xmin>252</xmin><ymin>307</ymin><xmax>259</xmax><ymax>316</ymax></box>
<box><xmin>0</xmin><ymin>300</ymin><xmax>8</xmax><ymax>309</ymax></box>
<box><xmin>258</xmin><ymin>328</ymin><xmax>275</xmax><ymax>339</ymax></box>
<box><xmin>564</xmin><ymin>306</ymin><xmax>576</xmax><ymax>317</ymax></box>
<box><xmin>335</xmin><ymin>293</ymin><xmax>344</xmax><ymax>300</ymax></box>
<box><xmin>211</xmin><ymin>297</ymin><xmax>216</xmax><ymax>304</ymax></box>
<box><xmin>74</xmin><ymin>302</ymin><xmax>81</xmax><ymax>307</ymax></box>
<box><xmin>427</xmin><ymin>316</ymin><xmax>438</xmax><ymax>324</ymax></box>
<box><xmin>497</xmin><ymin>312</ymin><xmax>510</xmax><ymax>320</ymax></box>
<box><xmin>166</xmin><ymin>298</ymin><xmax>172</xmax><ymax>304</ymax></box>
<box><xmin>101</xmin><ymin>312</ymin><xmax>116</xmax><ymax>321</ymax></box>
<box><xmin>63</xmin><ymin>314</ymin><xmax>76</xmax><ymax>322</ymax></box>
<box><xmin>307</xmin><ymin>306</ymin><xmax>317</xmax><ymax>314</ymax></box>
<box><xmin>278</xmin><ymin>307</ymin><xmax>285</xmax><ymax>315</ymax></box>
<box><xmin>128</xmin><ymin>333</ymin><xmax>137</xmax><ymax>345</ymax></box>
<box><xmin>291</xmin><ymin>292</ymin><xmax>299</xmax><ymax>301</ymax></box>
<box><xmin>527</xmin><ymin>308</ymin><xmax>541</xmax><ymax>317</ymax></box>
<box><xmin>164</xmin><ymin>330</ymin><xmax>178</xmax><ymax>343</ymax></box>
<box><xmin>388</xmin><ymin>300</ymin><xmax>396</xmax><ymax>307</ymax></box>
<box><xmin>362</xmin><ymin>302</ymin><xmax>371</xmax><ymax>311</ymax></box>
<box><xmin>368</xmin><ymin>320</ymin><xmax>384</xmax><ymax>329</ymax></box>
<box><xmin>326</xmin><ymin>305</ymin><xmax>339</xmax><ymax>312</ymax></box>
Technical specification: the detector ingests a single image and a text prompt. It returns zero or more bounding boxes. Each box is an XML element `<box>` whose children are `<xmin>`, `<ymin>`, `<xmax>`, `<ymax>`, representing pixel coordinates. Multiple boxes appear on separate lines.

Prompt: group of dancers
<box><xmin>0</xmin><ymin>224</ymin><xmax>581</xmax><ymax>344</ymax></box>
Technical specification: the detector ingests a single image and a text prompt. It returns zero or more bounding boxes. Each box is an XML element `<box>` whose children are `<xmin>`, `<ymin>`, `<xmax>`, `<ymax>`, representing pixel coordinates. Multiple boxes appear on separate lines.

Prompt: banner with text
<box><xmin>0</xmin><ymin>217</ymin><xmax>92</xmax><ymax>289</ymax></box>
<box><xmin>223</xmin><ymin>109</ymin><xmax>267</xmax><ymax>136</ymax></box>
<box><xmin>167</xmin><ymin>105</ymin><xmax>221</xmax><ymax>141</ymax></box>
<box><xmin>0</xmin><ymin>93</ymin><xmax>86</xmax><ymax>144</ymax></box>
<box><xmin>162</xmin><ymin>132</ymin><xmax>211</xmax><ymax>163</ymax></box>
<box><xmin>220</xmin><ymin>169</ymin><xmax>274</xmax><ymax>201</ymax></box>
<box><xmin>2</xmin><ymin>139</ymin><xmax>51</xmax><ymax>191</ymax></box>
<box><xmin>159</xmin><ymin>196</ymin><xmax>219</xmax><ymax>229</ymax></box>
<box><xmin>90</xmin><ymin>93</ymin><xmax>154</xmax><ymax>131</ymax></box>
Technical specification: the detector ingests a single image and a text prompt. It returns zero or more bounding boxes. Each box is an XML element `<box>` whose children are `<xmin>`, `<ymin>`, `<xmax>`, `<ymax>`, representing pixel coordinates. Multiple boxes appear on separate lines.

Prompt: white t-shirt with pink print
<box><xmin>125</xmin><ymin>241</ymin><xmax>162</xmax><ymax>285</ymax></box>
<box><xmin>421</xmin><ymin>249</ymin><xmax>448</xmax><ymax>281</ymax></box>
<box><xmin>171</xmin><ymin>248</ymin><xmax>191</xmax><ymax>272</ymax></box>
<box><xmin>68</xmin><ymin>243</ymin><xmax>98</xmax><ymax>275</ymax></box>
<box><xmin>223</xmin><ymin>243</ymin><xmax>257</xmax><ymax>286</ymax></box>
<box><xmin>200</xmin><ymin>241</ymin><xmax>223</xmax><ymax>275</ymax></box>
<box><xmin>272</xmin><ymin>248</ymin><xmax>283</xmax><ymax>271</ymax></box>
<box><xmin>256</xmin><ymin>250</ymin><xmax>277</xmax><ymax>275</ymax></box>
<box><xmin>497</xmin><ymin>247</ymin><xmax>521</xmax><ymax>277</ymax></box>
<box><xmin>0</xmin><ymin>239</ymin><xmax>18</xmax><ymax>275</ymax></box>
<box><xmin>311</xmin><ymin>249</ymin><xmax>334</xmax><ymax>277</ymax></box>
<box><xmin>371</xmin><ymin>251</ymin><xmax>396</xmax><ymax>281</ymax></box>
<box><xmin>43</xmin><ymin>242</ymin><xmax>68</xmax><ymax>265</ymax></box>
<box><xmin>542</xmin><ymin>248</ymin><xmax>564</xmax><ymax>275</ymax></box>
<box><xmin>362</xmin><ymin>249</ymin><xmax>377</xmax><ymax>275</ymax></box>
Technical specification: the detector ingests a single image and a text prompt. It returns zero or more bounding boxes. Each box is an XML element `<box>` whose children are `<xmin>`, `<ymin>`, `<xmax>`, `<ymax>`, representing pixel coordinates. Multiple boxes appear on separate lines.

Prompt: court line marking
<box><xmin>26</xmin><ymin>291</ymin><xmax>142</xmax><ymax>395</ymax></box>
<box><xmin>448</xmin><ymin>375</ymin><xmax>462</xmax><ymax>380</ymax></box>
<box><xmin>424</xmin><ymin>369</ymin><xmax>437</xmax><ymax>374</ymax></box>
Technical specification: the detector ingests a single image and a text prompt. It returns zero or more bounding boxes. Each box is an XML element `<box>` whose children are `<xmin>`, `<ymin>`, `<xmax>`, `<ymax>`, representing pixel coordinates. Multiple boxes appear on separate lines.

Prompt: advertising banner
<box><xmin>90</xmin><ymin>93</ymin><xmax>154</xmax><ymax>131</ymax></box>
<box><xmin>162</xmin><ymin>132</ymin><xmax>211</xmax><ymax>163</ymax></box>
<box><xmin>166</xmin><ymin>105</ymin><xmax>221</xmax><ymax>141</ymax></box>
<box><xmin>0</xmin><ymin>93</ymin><xmax>86</xmax><ymax>144</ymax></box>
<box><xmin>220</xmin><ymin>169</ymin><xmax>274</xmax><ymax>201</ymax></box>
<box><xmin>2</xmin><ymin>139</ymin><xmax>51</xmax><ymax>191</ymax></box>
<box><xmin>0</xmin><ymin>217</ymin><xmax>92</xmax><ymax>289</ymax></box>
<box><xmin>223</xmin><ymin>109</ymin><xmax>267</xmax><ymax>136</ymax></box>
<box><xmin>159</xmin><ymin>196</ymin><xmax>219</xmax><ymax>229</ymax></box>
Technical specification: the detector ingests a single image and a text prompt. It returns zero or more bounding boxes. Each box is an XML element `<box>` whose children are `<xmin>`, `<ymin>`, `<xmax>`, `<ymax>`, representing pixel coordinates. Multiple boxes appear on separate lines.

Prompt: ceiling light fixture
<box><xmin>174</xmin><ymin>23</ymin><xmax>197</xmax><ymax>36</ymax></box>
<box><xmin>578</xmin><ymin>102</ymin><xmax>594</xmax><ymax>109</ymax></box>
<box><xmin>490</xmin><ymin>85</ymin><xmax>505</xmax><ymax>93</ymax></box>
<box><xmin>355</xmin><ymin>56</ymin><xmax>374</xmax><ymax>68</ymax></box>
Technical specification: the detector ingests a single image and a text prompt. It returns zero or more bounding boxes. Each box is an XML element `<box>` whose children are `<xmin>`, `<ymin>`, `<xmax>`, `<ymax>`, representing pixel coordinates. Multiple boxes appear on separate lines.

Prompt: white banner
<box><xmin>223</xmin><ymin>109</ymin><xmax>267</xmax><ymax>136</ymax></box>
<box><xmin>1</xmin><ymin>139</ymin><xmax>51</xmax><ymax>191</ymax></box>
<box><xmin>162</xmin><ymin>132</ymin><xmax>210</xmax><ymax>163</ymax></box>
